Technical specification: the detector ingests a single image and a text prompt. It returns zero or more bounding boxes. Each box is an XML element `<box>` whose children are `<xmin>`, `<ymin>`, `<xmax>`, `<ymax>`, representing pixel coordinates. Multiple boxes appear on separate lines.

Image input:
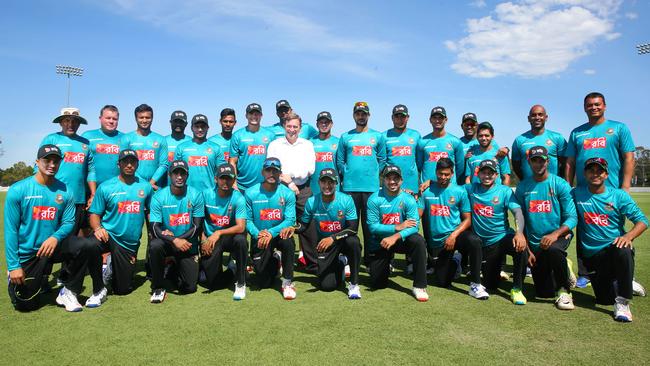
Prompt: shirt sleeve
<box><xmin>499</xmin><ymin>155</ymin><xmax>511</xmax><ymax>175</ymax></box>
<box><xmin>454</xmin><ymin>139</ymin><xmax>465</xmax><ymax>176</ymax></box>
<box><xmin>459</xmin><ymin>189</ymin><xmax>471</xmax><ymax>213</ymax></box>
<box><xmin>511</xmin><ymin>137</ymin><xmax>522</xmax><ymax>161</ymax></box>
<box><xmin>335</xmin><ymin>136</ymin><xmax>346</xmax><ymax>175</ymax></box>
<box><xmin>555</xmin><ymin>133</ymin><xmax>568</xmax><ymax>157</ymax></box>
<box><xmin>557</xmin><ymin>179</ymin><xmax>577</xmax><ymax>230</ymax></box>
<box><xmin>229</xmin><ymin>133</ymin><xmax>240</xmax><ymax>159</ymax></box>
<box><xmin>367</xmin><ymin>195</ymin><xmax>396</xmax><ymax>236</ymax></box>
<box><xmin>506</xmin><ymin>187</ymin><xmax>521</xmax><ymax>211</ymax></box>
<box><xmin>618</xmin><ymin>123</ymin><xmax>635</xmax><ymax>153</ymax></box>
<box><xmin>151</xmin><ymin>138</ymin><xmax>169</xmax><ymax>183</ymax></box>
<box><xmin>415</xmin><ymin>138</ymin><xmax>425</xmax><ymax>172</ymax></box>
<box><xmin>88</xmin><ymin>185</ymin><xmax>106</xmax><ymax>215</ymax></box>
<box><xmin>192</xmin><ymin>190</ymin><xmax>205</xmax><ymax>219</ymax></box>
<box><xmin>4</xmin><ymin>185</ymin><xmax>22</xmax><ymax>271</ymax></box>
<box><xmin>301</xmin><ymin>197</ymin><xmax>314</xmax><ymax>224</ymax></box>
<box><xmin>52</xmin><ymin>194</ymin><xmax>76</xmax><ymax>242</ymax></box>
<box><xmin>245</xmin><ymin>193</ymin><xmax>261</xmax><ymax>239</ymax></box>
<box><xmin>617</xmin><ymin>190</ymin><xmax>649</xmax><ymax>226</ymax></box>
<box><xmin>399</xmin><ymin>196</ymin><xmax>420</xmax><ymax>239</ymax></box>
<box><xmin>417</xmin><ymin>193</ymin><xmax>425</xmax><ymax>211</ymax></box>
<box><xmin>345</xmin><ymin>195</ymin><xmax>358</xmax><ymax>220</ymax></box>
<box><xmin>565</xmin><ymin>130</ymin><xmax>576</xmax><ymax>158</ymax></box>
<box><xmin>86</xmin><ymin>147</ymin><xmax>97</xmax><ymax>183</ymax></box>
<box><xmin>376</xmin><ymin>133</ymin><xmax>387</xmax><ymax>172</ymax></box>
<box><xmin>234</xmin><ymin>194</ymin><xmax>247</xmax><ymax>220</ymax></box>
<box><xmin>149</xmin><ymin>193</ymin><xmax>163</xmax><ymax>223</ymax></box>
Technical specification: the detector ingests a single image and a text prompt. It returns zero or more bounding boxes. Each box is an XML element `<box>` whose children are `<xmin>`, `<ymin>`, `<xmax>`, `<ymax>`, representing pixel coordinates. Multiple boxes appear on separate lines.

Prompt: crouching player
<box><xmin>515</xmin><ymin>146</ymin><xmax>577</xmax><ymax>310</ymax></box>
<box><xmin>294</xmin><ymin>168</ymin><xmax>362</xmax><ymax>299</ymax></box>
<box><xmin>5</xmin><ymin>145</ymin><xmax>103</xmax><ymax>312</ymax></box>
<box><xmin>574</xmin><ymin>157</ymin><xmax>648</xmax><ymax>322</ymax></box>
<box><xmin>419</xmin><ymin>158</ymin><xmax>487</xmax><ymax>299</ymax></box>
<box><xmin>148</xmin><ymin>160</ymin><xmax>205</xmax><ymax>303</ymax></box>
<box><xmin>201</xmin><ymin>163</ymin><xmax>248</xmax><ymax>300</ymax></box>
<box><xmin>367</xmin><ymin>165</ymin><xmax>429</xmax><ymax>301</ymax></box>
<box><xmin>467</xmin><ymin>159</ymin><xmax>528</xmax><ymax>305</ymax></box>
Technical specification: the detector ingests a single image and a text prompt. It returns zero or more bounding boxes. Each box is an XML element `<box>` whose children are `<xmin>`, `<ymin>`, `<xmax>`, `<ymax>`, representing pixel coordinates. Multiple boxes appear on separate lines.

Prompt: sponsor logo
<box><xmin>583</xmin><ymin>137</ymin><xmax>606</xmax><ymax>150</ymax></box>
<box><xmin>136</xmin><ymin>149</ymin><xmax>155</xmax><ymax>160</ymax></box>
<box><xmin>584</xmin><ymin>212</ymin><xmax>609</xmax><ymax>226</ymax></box>
<box><xmin>473</xmin><ymin>203</ymin><xmax>493</xmax><ymax>217</ymax></box>
<box><xmin>428</xmin><ymin>151</ymin><xmax>448</xmax><ymax>162</ymax></box>
<box><xmin>96</xmin><ymin>144</ymin><xmax>120</xmax><ymax>154</ymax></box>
<box><xmin>63</xmin><ymin>152</ymin><xmax>85</xmax><ymax>164</ymax></box>
<box><xmin>169</xmin><ymin>213</ymin><xmax>190</xmax><ymax>226</ymax></box>
<box><xmin>188</xmin><ymin>156</ymin><xmax>208</xmax><ymax>166</ymax></box>
<box><xmin>247</xmin><ymin>145</ymin><xmax>266</xmax><ymax>155</ymax></box>
<box><xmin>32</xmin><ymin>206</ymin><xmax>57</xmax><ymax>220</ymax></box>
<box><xmin>381</xmin><ymin>213</ymin><xmax>401</xmax><ymax>224</ymax></box>
<box><xmin>315</xmin><ymin>151</ymin><xmax>334</xmax><ymax>162</ymax></box>
<box><xmin>352</xmin><ymin>146</ymin><xmax>373</xmax><ymax>156</ymax></box>
<box><xmin>319</xmin><ymin>220</ymin><xmax>342</xmax><ymax>233</ymax></box>
<box><xmin>260</xmin><ymin>209</ymin><xmax>282</xmax><ymax>221</ymax></box>
<box><xmin>429</xmin><ymin>204</ymin><xmax>451</xmax><ymax>217</ymax></box>
<box><xmin>117</xmin><ymin>201</ymin><xmax>141</xmax><ymax>214</ymax></box>
<box><xmin>391</xmin><ymin>146</ymin><xmax>412</xmax><ymax>156</ymax></box>
<box><xmin>210</xmin><ymin>214</ymin><xmax>230</xmax><ymax>227</ymax></box>
<box><xmin>529</xmin><ymin>200</ymin><xmax>551</xmax><ymax>213</ymax></box>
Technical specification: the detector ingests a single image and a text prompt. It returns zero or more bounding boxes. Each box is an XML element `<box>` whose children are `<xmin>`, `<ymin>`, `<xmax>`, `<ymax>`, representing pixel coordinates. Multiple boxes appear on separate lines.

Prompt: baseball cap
<box><xmin>262</xmin><ymin>157</ymin><xmax>282</xmax><ymax>171</ymax></box>
<box><xmin>316</xmin><ymin>111</ymin><xmax>332</xmax><ymax>122</ymax></box>
<box><xmin>478</xmin><ymin>159</ymin><xmax>498</xmax><ymax>172</ymax></box>
<box><xmin>52</xmin><ymin>107</ymin><xmax>87</xmax><ymax>125</ymax></box>
<box><xmin>353</xmin><ymin>101</ymin><xmax>370</xmax><ymax>114</ymax></box>
<box><xmin>528</xmin><ymin>146</ymin><xmax>548</xmax><ymax>160</ymax></box>
<box><xmin>382</xmin><ymin>165</ymin><xmax>402</xmax><ymax>177</ymax></box>
<box><xmin>37</xmin><ymin>144</ymin><xmax>62</xmax><ymax>159</ymax></box>
<box><xmin>392</xmin><ymin>104</ymin><xmax>409</xmax><ymax>116</ymax></box>
<box><xmin>585</xmin><ymin>157</ymin><xmax>608</xmax><ymax>171</ymax></box>
<box><xmin>169</xmin><ymin>160</ymin><xmax>189</xmax><ymax>174</ymax></box>
<box><xmin>430</xmin><ymin>106</ymin><xmax>446</xmax><ymax>117</ymax></box>
<box><xmin>246</xmin><ymin>103</ymin><xmax>262</xmax><ymax>114</ymax></box>
<box><xmin>276</xmin><ymin>100</ymin><xmax>291</xmax><ymax>111</ymax></box>
<box><xmin>462</xmin><ymin>112</ymin><xmax>478</xmax><ymax>123</ymax></box>
<box><xmin>170</xmin><ymin>110</ymin><xmax>187</xmax><ymax>123</ymax></box>
<box><xmin>217</xmin><ymin>163</ymin><xmax>236</xmax><ymax>178</ymax></box>
<box><xmin>191</xmin><ymin>114</ymin><xmax>209</xmax><ymax>126</ymax></box>
<box><xmin>118</xmin><ymin>149</ymin><xmax>139</xmax><ymax>162</ymax></box>
<box><xmin>319</xmin><ymin>168</ymin><xmax>338</xmax><ymax>182</ymax></box>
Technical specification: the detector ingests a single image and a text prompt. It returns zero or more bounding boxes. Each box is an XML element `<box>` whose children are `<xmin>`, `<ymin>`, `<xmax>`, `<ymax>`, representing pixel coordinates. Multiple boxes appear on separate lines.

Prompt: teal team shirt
<box><xmin>310</xmin><ymin>135</ymin><xmax>340</xmax><ymax>195</ymax></box>
<box><xmin>89</xmin><ymin>176</ymin><xmax>153</xmax><ymax>253</ymax></box>
<box><xmin>81</xmin><ymin>129</ymin><xmax>123</xmax><ymax>186</ymax></box>
<box><xmin>384</xmin><ymin>128</ymin><xmax>421</xmax><ymax>193</ymax></box>
<box><xmin>465</xmin><ymin>145</ymin><xmax>511</xmax><ymax>184</ymax></box>
<box><xmin>566</xmin><ymin>120</ymin><xmax>635</xmax><ymax>188</ymax></box>
<box><xmin>511</xmin><ymin>129</ymin><xmax>567</xmax><ymax>179</ymax></box>
<box><xmin>149</xmin><ymin>186</ymin><xmax>205</xmax><ymax>254</ymax></box>
<box><xmin>366</xmin><ymin>189</ymin><xmax>420</xmax><ymax>252</ymax></box>
<box><xmin>208</xmin><ymin>134</ymin><xmax>232</xmax><ymax>163</ymax></box>
<box><xmin>460</xmin><ymin>136</ymin><xmax>479</xmax><ymax>155</ymax></box>
<box><xmin>158</xmin><ymin>134</ymin><xmax>191</xmax><ymax>188</ymax></box>
<box><xmin>174</xmin><ymin>140</ymin><xmax>224</xmax><ymax>191</ymax></box>
<box><xmin>466</xmin><ymin>183</ymin><xmax>520</xmax><ymax>246</ymax></box>
<box><xmin>229</xmin><ymin>127</ymin><xmax>275</xmax><ymax>190</ymax></box>
<box><xmin>39</xmin><ymin>132</ymin><xmax>95</xmax><ymax>204</ymax></box>
<box><xmin>269</xmin><ymin>122</ymin><xmax>319</xmax><ymax>141</ymax></box>
<box><xmin>121</xmin><ymin>131</ymin><xmax>168</xmax><ymax>183</ymax></box>
<box><xmin>417</xmin><ymin>132</ymin><xmax>465</xmax><ymax>185</ymax></box>
<box><xmin>418</xmin><ymin>184</ymin><xmax>471</xmax><ymax>248</ymax></box>
<box><xmin>203</xmin><ymin>189</ymin><xmax>247</xmax><ymax>235</ymax></box>
<box><xmin>301</xmin><ymin>192</ymin><xmax>357</xmax><ymax>240</ymax></box>
<box><xmin>514</xmin><ymin>174</ymin><xmax>577</xmax><ymax>251</ymax></box>
<box><xmin>4</xmin><ymin>176</ymin><xmax>76</xmax><ymax>271</ymax></box>
<box><xmin>573</xmin><ymin>186</ymin><xmax>648</xmax><ymax>258</ymax></box>
<box><xmin>244</xmin><ymin>183</ymin><xmax>296</xmax><ymax>239</ymax></box>
<box><xmin>336</xmin><ymin>129</ymin><xmax>387</xmax><ymax>193</ymax></box>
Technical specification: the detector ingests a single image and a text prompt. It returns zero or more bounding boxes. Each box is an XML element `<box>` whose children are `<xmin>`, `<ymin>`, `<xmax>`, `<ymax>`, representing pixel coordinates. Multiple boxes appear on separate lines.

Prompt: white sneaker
<box><xmin>150</xmin><ymin>288</ymin><xmax>166</xmax><ymax>304</ymax></box>
<box><xmin>412</xmin><ymin>287</ymin><xmax>429</xmax><ymax>302</ymax></box>
<box><xmin>348</xmin><ymin>284</ymin><xmax>361</xmax><ymax>300</ymax></box>
<box><xmin>233</xmin><ymin>283</ymin><xmax>246</xmax><ymax>301</ymax></box>
<box><xmin>273</xmin><ymin>250</ymin><xmax>283</xmax><ymax>278</ymax></box>
<box><xmin>85</xmin><ymin>287</ymin><xmax>108</xmax><ymax>308</ymax></box>
<box><xmin>614</xmin><ymin>296</ymin><xmax>632</xmax><ymax>322</ymax></box>
<box><xmin>339</xmin><ymin>255</ymin><xmax>351</xmax><ymax>278</ymax></box>
<box><xmin>632</xmin><ymin>279</ymin><xmax>646</xmax><ymax>297</ymax></box>
<box><xmin>56</xmin><ymin>287</ymin><xmax>82</xmax><ymax>312</ymax></box>
<box><xmin>282</xmin><ymin>279</ymin><xmax>296</xmax><ymax>300</ymax></box>
<box><xmin>555</xmin><ymin>292</ymin><xmax>575</xmax><ymax>310</ymax></box>
<box><xmin>469</xmin><ymin>282</ymin><xmax>489</xmax><ymax>300</ymax></box>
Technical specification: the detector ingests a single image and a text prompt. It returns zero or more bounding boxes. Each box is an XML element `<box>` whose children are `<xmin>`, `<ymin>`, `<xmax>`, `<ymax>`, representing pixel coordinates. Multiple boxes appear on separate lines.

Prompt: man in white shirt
<box><xmin>267</xmin><ymin>112</ymin><xmax>318</xmax><ymax>272</ymax></box>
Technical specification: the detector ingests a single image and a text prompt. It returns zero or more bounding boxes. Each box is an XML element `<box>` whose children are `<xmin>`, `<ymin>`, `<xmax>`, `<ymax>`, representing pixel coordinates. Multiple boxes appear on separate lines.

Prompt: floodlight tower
<box><xmin>55</xmin><ymin>65</ymin><xmax>84</xmax><ymax>106</ymax></box>
<box><xmin>637</xmin><ymin>43</ymin><xmax>650</xmax><ymax>55</ymax></box>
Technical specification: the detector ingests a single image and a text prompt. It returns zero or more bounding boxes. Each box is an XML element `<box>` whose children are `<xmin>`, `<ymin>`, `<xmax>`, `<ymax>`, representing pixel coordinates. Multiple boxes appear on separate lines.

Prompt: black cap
<box><xmin>585</xmin><ymin>157</ymin><xmax>608</xmax><ymax>171</ymax></box>
<box><xmin>430</xmin><ymin>106</ymin><xmax>446</xmax><ymax>117</ymax></box>
<box><xmin>191</xmin><ymin>114</ymin><xmax>209</xmax><ymax>126</ymax></box>
<box><xmin>37</xmin><ymin>144</ymin><xmax>62</xmax><ymax>159</ymax></box>
<box><xmin>478</xmin><ymin>159</ymin><xmax>498</xmax><ymax>172</ymax></box>
<box><xmin>170</xmin><ymin>110</ymin><xmax>187</xmax><ymax>123</ymax></box>
<box><xmin>52</xmin><ymin>107</ymin><xmax>88</xmax><ymax>125</ymax></box>
<box><xmin>382</xmin><ymin>165</ymin><xmax>402</xmax><ymax>177</ymax></box>
<box><xmin>276</xmin><ymin>100</ymin><xmax>291</xmax><ymax>111</ymax></box>
<box><xmin>246</xmin><ymin>103</ymin><xmax>262</xmax><ymax>114</ymax></box>
<box><xmin>169</xmin><ymin>160</ymin><xmax>189</xmax><ymax>174</ymax></box>
<box><xmin>462</xmin><ymin>112</ymin><xmax>478</xmax><ymax>123</ymax></box>
<box><xmin>392</xmin><ymin>104</ymin><xmax>409</xmax><ymax>116</ymax></box>
<box><xmin>528</xmin><ymin>146</ymin><xmax>548</xmax><ymax>160</ymax></box>
<box><xmin>217</xmin><ymin>163</ymin><xmax>236</xmax><ymax>178</ymax></box>
<box><xmin>262</xmin><ymin>157</ymin><xmax>282</xmax><ymax>171</ymax></box>
<box><xmin>316</xmin><ymin>111</ymin><xmax>332</xmax><ymax>122</ymax></box>
<box><xmin>353</xmin><ymin>101</ymin><xmax>370</xmax><ymax>114</ymax></box>
<box><xmin>319</xmin><ymin>168</ymin><xmax>338</xmax><ymax>182</ymax></box>
<box><xmin>118</xmin><ymin>149</ymin><xmax>139</xmax><ymax>162</ymax></box>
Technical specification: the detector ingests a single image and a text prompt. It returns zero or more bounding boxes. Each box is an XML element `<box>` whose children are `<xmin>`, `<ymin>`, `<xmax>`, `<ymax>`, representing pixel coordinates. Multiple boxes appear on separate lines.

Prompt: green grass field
<box><xmin>1</xmin><ymin>192</ymin><xmax>649</xmax><ymax>364</ymax></box>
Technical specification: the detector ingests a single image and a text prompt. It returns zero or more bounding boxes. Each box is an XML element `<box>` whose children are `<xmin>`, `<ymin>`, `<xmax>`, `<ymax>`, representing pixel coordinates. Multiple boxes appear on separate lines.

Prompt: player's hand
<box><xmin>513</xmin><ymin>233</ymin><xmax>527</xmax><ymax>252</ymax></box>
<box><xmin>149</xmin><ymin>179</ymin><xmax>159</xmax><ymax>191</ymax></box>
<box><xmin>173</xmin><ymin>238</ymin><xmax>192</xmax><ymax>252</ymax></box>
<box><xmin>85</xmin><ymin>194</ymin><xmax>95</xmax><ymax>210</ymax></box>
<box><xmin>317</xmin><ymin>237</ymin><xmax>335</xmax><ymax>252</ymax></box>
<box><xmin>540</xmin><ymin>232</ymin><xmax>559</xmax><ymax>250</ymax></box>
<box><xmin>496</xmin><ymin>147</ymin><xmax>509</xmax><ymax>158</ymax></box>
<box><xmin>257</xmin><ymin>231</ymin><xmax>272</xmax><ymax>249</ymax></box>
<box><xmin>279</xmin><ymin>226</ymin><xmax>295</xmax><ymax>239</ymax></box>
<box><xmin>443</xmin><ymin>234</ymin><xmax>457</xmax><ymax>251</ymax></box>
<box><xmin>8</xmin><ymin>268</ymin><xmax>25</xmax><ymax>285</ymax></box>
<box><xmin>527</xmin><ymin>249</ymin><xmax>536</xmax><ymax>268</ymax></box>
<box><xmin>94</xmin><ymin>227</ymin><xmax>109</xmax><ymax>243</ymax></box>
<box><xmin>380</xmin><ymin>235</ymin><xmax>399</xmax><ymax>249</ymax></box>
<box><xmin>465</xmin><ymin>151</ymin><xmax>473</xmax><ymax>159</ymax></box>
<box><xmin>36</xmin><ymin>237</ymin><xmax>58</xmax><ymax>258</ymax></box>
<box><xmin>208</xmin><ymin>231</ymin><xmax>221</xmax><ymax>246</ymax></box>
<box><xmin>613</xmin><ymin>236</ymin><xmax>633</xmax><ymax>249</ymax></box>
<box><xmin>418</xmin><ymin>180</ymin><xmax>431</xmax><ymax>193</ymax></box>
<box><xmin>395</xmin><ymin>219</ymin><xmax>417</xmax><ymax>231</ymax></box>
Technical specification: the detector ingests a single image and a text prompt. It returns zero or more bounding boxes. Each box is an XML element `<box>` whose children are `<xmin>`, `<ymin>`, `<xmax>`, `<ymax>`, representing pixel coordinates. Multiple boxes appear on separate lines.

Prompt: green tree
<box><xmin>634</xmin><ymin>146</ymin><xmax>650</xmax><ymax>186</ymax></box>
<box><xmin>0</xmin><ymin>161</ymin><xmax>34</xmax><ymax>186</ymax></box>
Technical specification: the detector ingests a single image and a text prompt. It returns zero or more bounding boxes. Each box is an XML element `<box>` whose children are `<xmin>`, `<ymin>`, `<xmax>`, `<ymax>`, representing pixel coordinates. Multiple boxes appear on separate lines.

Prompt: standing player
<box><xmin>208</xmin><ymin>108</ymin><xmax>238</xmax><ymax>163</ymax></box>
<box><xmin>514</xmin><ymin>146</ymin><xmax>577</xmax><ymax>310</ymax></box>
<box><xmin>88</xmin><ymin>149</ymin><xmax>153</xmax><ymax>295</ymax></box>
<box><xmin>573</xmin><ymin>158</ymin><xmax>647</xmax><ymax>321</ymax></box>
<box><xmin>465</xmin><ymin>122</ymin><xmax>511</xmax><ymax>186</ymax></box>
<box><xmin>82</xmin><ymin>105</ymin><xmax>123</xmax><ymax>187</ymax></box>
<box><xmin>269</xmin><ymin>100</ymin><xmax>318</xmax><ymax>140</ymax></box>
<box><xmin>310</xmin><ymin>111</ymin><xmax>339</xmax><ymax>196</ymax></box>
<box><xmin>511</xmin><ymin>105</ymin><xmax>567</xmax><ymax>180</ymax></box>
<box><xmin>159</xmin><ymin>110</ymin><xmax>191</xmax><ymax>188</ymax></box>
<box><xmin>466</xmin><ymin>159</ymin><xmax>528</xmax><ymax>304</ymax></box>
<box><xmin>245</xmin><ymin>158</ymin><xmax>297</xmax><ymax>300</ymax></box>
<box><xmin>175</xmin><ymin>114</ymin><xmax>224</xmax><ymax>191</ymax></box>
<box><xmin>416</xmin><ymin>106</ymin><xmax>464</xmax><ymax>187</ymax></box>
<box><xmin>229</xmin><ymin>103</ymin><xmax>275</xmax><ymax>194</ymax></box>
<box><xmin>201</xmin><ymin>163</ymin><xmax>248</xmax><ymax>300</ymax></box>
<box><xmin>384</xmin><ymin>104</ymin><xmax>421</xmax><ymax>195</ymax></box>
<box><xmin>366</xmin><ymin>165</ymin><xmax>429</xmax><ymax>301</ymax></box>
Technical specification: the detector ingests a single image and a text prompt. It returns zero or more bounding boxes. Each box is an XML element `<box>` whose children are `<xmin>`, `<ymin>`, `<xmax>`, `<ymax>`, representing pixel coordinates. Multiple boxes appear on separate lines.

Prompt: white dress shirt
<box><xmin>267</xmin><ymin>137</ymin><xmax>316</xmax><ymax>186</ymax></box>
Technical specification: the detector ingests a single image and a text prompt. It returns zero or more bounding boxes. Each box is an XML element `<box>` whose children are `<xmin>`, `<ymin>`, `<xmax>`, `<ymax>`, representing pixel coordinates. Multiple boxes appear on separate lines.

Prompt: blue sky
<box><xmin>1</xmin><ymin>0</ymin><xmax>648</xmax><ymax>168</ymax></box>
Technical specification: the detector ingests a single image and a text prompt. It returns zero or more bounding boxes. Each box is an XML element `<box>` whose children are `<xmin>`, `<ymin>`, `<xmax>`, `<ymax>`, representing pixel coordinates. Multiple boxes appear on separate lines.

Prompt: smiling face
<box><xmin>319</xmin><ymin>177</ymin><xmax>336</xmax><ymax>196</ymax></box>
<box><xmin>392</xmin><ymin>113</ymin><xmax>409</xmax><ymax>130</ymax></box>
<box><xmin>584</xmin><ymin>97</ymin><xmax>606</xmax><ymax>121</ymax></box>
<box><xmin>171</xmin><ymin>119</ymin><xmax>187</xmax><ymax>134</ymax></box>
<box><xmin>119</xmin><ymin>157</ymin><xmax>138</xmax><ymax>177</ymax></box>
<box><xmin>478</xmin><ymin>168</ymin><xmax>497</xmax><ymax>187</ymax></box>
<box><xmin>353</xmin><ymin>111</ymin><xmax>369</xmax><ymax>127</ymax></box>
<box><xmin>220</xmin><ymin>115</ymin><xmax>236</xmax><ymax>133</ymax></box>
<box><xmin>528</xmin><ymin>105</ymin><xmax>548</xmax><ymax>130</ymax></box>
<box><xmin>284</xmin><ymin>117</ymin><xmax>301</xmax><ymax>142</ymax></box>
<box><xmin>59</xmin><ymin>116</ymin><xmax>81</xmax><ymax>136</ymax></box>
<box><xmin>262</xmin><ymin>167</ymin><xmax>280</xmax><ymax>185</ymax></box>
<box><xmin>36</xmin><ymin>155</ymin><xmax>61</xmax><ymax>177</ymax></box>
<box><xmin>430</xmin><ymin>114</ymin><xmax>447</xmax><ymax>131</ymax></box>
<box><xmin>528</xmin><ymin>156</ymin><xmax>548</xmax><ymax>177</ymax></box>
<box><xmin>585</xmin><ymin>164</ymin><xmax>608</xmax><ymax>188</ymax></box>
<box><xmin>316</xmin><ymin>118</ymin><xmax>333</xmax><ymax>134</ymax></box>
<box><xmin>170</xmin><ymin>169</ymin><xmax>188</xmax><ymax>188</ymax></box>
<box><xmin>383</xmin><ymin>172</ymin><xmax>402</xmax><ymax>193</ymax></box>
<box><xmin>477</xmin><ymin>128</ymin><xmax>493</xmax><ymax>148</ymax></box>
<box><xmin>192</xmin><ymin>122</ymin><xmax>209</xmax><ymax>139</ymax></box>
<box><xmin>135</xmin><ymin>111</ymin><xmax>153</xmax><ymax>130</ymax></box>
<box><xmin>461</xmin><ymin>119</ymin><xmax>477</xmax><ymax>138</ymax></box>
<box><xmin>436</xmin><ymin>167</ymin><xmax>453</xmax><ymax>187</ymax></box>
<box><xmin>246</xmin><ymin>111</ymin><xmax>262</xmax><ymax>127</ymax></box>
<box><xmin>100</xmin><ymin>109</ymin><xmax>119</xmax><ymax>132</ymax></box>
<box><xmin>217</xmin><ymin>175</ymin><xmax>235</xmax><ymax>193</ymax></box>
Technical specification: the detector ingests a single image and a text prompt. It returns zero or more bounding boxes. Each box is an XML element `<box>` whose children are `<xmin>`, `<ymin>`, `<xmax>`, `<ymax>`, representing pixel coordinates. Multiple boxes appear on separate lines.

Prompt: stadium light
<box><xmin>56</xmin><ymin>65</ymin><xmax>84</xmax><ymax>106</ymax></box>
<box><xmin>637</xmin><ymin>43</ymin><xmax>650</xmax><ymax>55</ymax></box>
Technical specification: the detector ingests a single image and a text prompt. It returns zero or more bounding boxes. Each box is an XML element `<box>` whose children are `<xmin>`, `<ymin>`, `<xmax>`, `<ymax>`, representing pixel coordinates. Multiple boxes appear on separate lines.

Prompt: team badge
<box><xmin>446</xmin><ymin>143</ymin><xmax>452</xmax><ymax>150</ymax></box>
<box><xmin>138</xmin><ymin>189</ymin><xmax>145</xmax><ymax>198</ymax></box>
<box><xmin>332</xmin><ymin>144</ymin><xmax>337</xmax><ymax>150</ymax></box>
<box><xmin>337</xmin><ymin>210</ymin><xmax>344</xmax><ymax>219</ymax></box>
<box><xmin>206</xmin><ymin>147</ymin><xmax>213</xmax><ymax>154</ymax></box>
<box><xmin>492</xmin><ymin>196</ymin><xmax>500</xmax><ymax>204</ymax></box>
<box><xmin>82</xmin><ymin>144</ymin><xmax>88</xmax><ymax>150</ymax></box>
<box><xmin>606</xmin><ymin>128</ymin><xmax>614</xmax><ymax>135</ymax></box>
<box><xmin>279</xmin><ymin>197</ymin><xmax>285</xmax><ymax>206</ymax></box>
<box><xmin>546</xmin><ymin>139</ymin><xmax>553</xmax><ymax>146</ymax></box>
<box><xmin>370</xmin><ymin>138</ymin><xmax>376</xmax><ymax>145</ymax></box>
<box><xmin>263</xmin><ymin>137</ymin><xmax>269</xmax><ymax>143</ymax></box>
<box><xmin>448</xmin><ymin>196</ymin><xmax>456</xmax><ymax>205</ymax></box>
<box><xmin>187</xmin><ymin>200</ymin><xmax>192</xmax><ymax>209</ymax></box>
<box><xmin>153</xmin><ymin>141</ymin><xmax>159</xmax><ymax>148</ymax></box>
<box><xmin>55</xmin><ymin>194</ymin><xmax>64</xmax><ymax>204</ymax></box>
<box><xmin>409</xmin><ymin>138</ymin><xmax>415</xmax><ymax>144</ymax></box>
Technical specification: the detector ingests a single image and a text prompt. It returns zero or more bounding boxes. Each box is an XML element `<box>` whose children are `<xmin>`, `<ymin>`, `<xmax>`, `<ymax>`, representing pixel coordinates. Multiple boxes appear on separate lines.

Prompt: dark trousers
<box><xmin>583</xmin><ymin>245</ymin><xmax>635</xmax><ymax>304</ymax></box>
<box><xmin>367</xmin><ymin>234</ymin><xmax>428</xmax><ymax>289</ymax></box>
<box><xmin>8</xmin><ymin>236</ymin><xmax>96</xmax><ymax>311</ymax></box>
<box><xmin>295</xmin><ymin>185</ymin><xmax>318</xmax><ymax>272</ymax></box>
<box><xmin>575</xmin><ymin>230</ymin><xmax>589</xmax><ymax>277</ymax></box>
<box><xmin>200</xmin><ymin>233</ymin><xmax>248</xmax><ymax>289</ymax></box>
<box><xmin>530</xmin><ymin>237</ymin><xmax>571</xmax><ymax>298</ymax></box>
<box><xmin>250</xmin><ymin>236</ymin><xmax>295</xmax><ymax>288</ymax></box>
<box><xmin>87</xmin><ymin>236</ymin><xmax>137</xmax><ymax>295</ymax></box>
<box><xmin>481</xmin><ymin>233</ymin><xmax>528</xmax><ymax>290</ymax></box>
<box><xmin>317</xmin><ymin>235</ymin><xmax>362</xmax><ymax>291</ymax></box>
<box><xmin>348</xmin><ymin>191</ymin><xmax>372</xmax><ymax>264</ymax></box>
<box><xmin>148</xmin><ymin>238</ymin><xmax>199</xmax><ymax>293</ymax></box>
<box><xmin>427</xmin><ymin>230</ymin><xmax>482</xmax><ymax>287</ymax></box>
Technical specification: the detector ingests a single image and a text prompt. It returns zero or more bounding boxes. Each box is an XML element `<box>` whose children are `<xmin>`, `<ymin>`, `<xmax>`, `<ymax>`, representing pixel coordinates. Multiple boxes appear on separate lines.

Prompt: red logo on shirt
<box><xmin>429</xmin><ymin>204</ymin><xmax>451</xmax><ymax>217</ymax></box>
<box><xmin>117</xmin><ymin>201</ymin><xmax>141</xmax><ymax>214</ymax></box>
<box><xmin>169</xmin><ymin>213</ymin><xmax>190</xmax><ymax>226</ymax></box>
<box><xmin>473</xmin><ymin>203</ymin><xmax>494</xmax><ymax>217</ymax></box>
<box><xmin>315</xmin><ymin>152</ymin><xmax>334</xmax><ymax>162</ymax></box>
<box><xmin>188</xmin><ymin>156</ymin><xmax>208</xmax><ymax>166</ymax></box>
<box><xmin>391</xmin><ymin>146</ymin><xmax>412</xmax><ymax>156</ymax></box>
<box><xmin>32</xmin><ymin>206</ymin><xmax>57</xmax><ymax>220</ymax></box>
<box><xmin>260</xmin><ymin>209</ymin><xmax>282</xmax><ymax>221</ymax></box>
<box><xmin>63</xmin><ymin>152</ymin><xmax>85</xmax><ymax>164</ymax></box>
<box><xmin>428</xmin><ymin>151</ymin><xmax>449</xmax><ymax>162</ymax></box>
<box><xmin>352</xmin><ymin>146</ymin><xmax>373</xmax><ymax>156</ymax></box>
<box><xmin>96</xmin><ymin>144</ymin><xmax>120</xmax><ymax>154</ymax></box>
<box><xmin>167</xmin><ymin>152</ymin><xmax>175</xmax><ymax>162</ymax></box>
<box><xmin>584</xmin><ymin>212</ymin><xmax>609</xmax><ymax>226</ymax></box>
<box><xmin>583</xmin><ymin>137</ymin><xmax>607</xmax><ymax>150</ymax></box>
<box><xmin>209</xmin><ymin>214</ymin><xmax>230</xmax><ymax>227</ymax></box>
<box><xmin>319</xmin><ymin>221</ymin><xmax>342</xmax><ymax>233</ymax></box>
<box><xmin>136</xmin><ymin>150</ymin><xmax>155</xmax><ymax>161</ymax></box>
<box><xmin>381</xmin><ymin>213</ymin><xmax>401</xmax><ymax>224</ymax></box>
<box><xmin>247</xmin><ymin>145</ymin><xmax>266</xmax><ymax>155</ymax></box>
<box><xmin>529</xmin><ymin>200</ymin><xmax>552</xmax><ymax>213</ymax></box>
